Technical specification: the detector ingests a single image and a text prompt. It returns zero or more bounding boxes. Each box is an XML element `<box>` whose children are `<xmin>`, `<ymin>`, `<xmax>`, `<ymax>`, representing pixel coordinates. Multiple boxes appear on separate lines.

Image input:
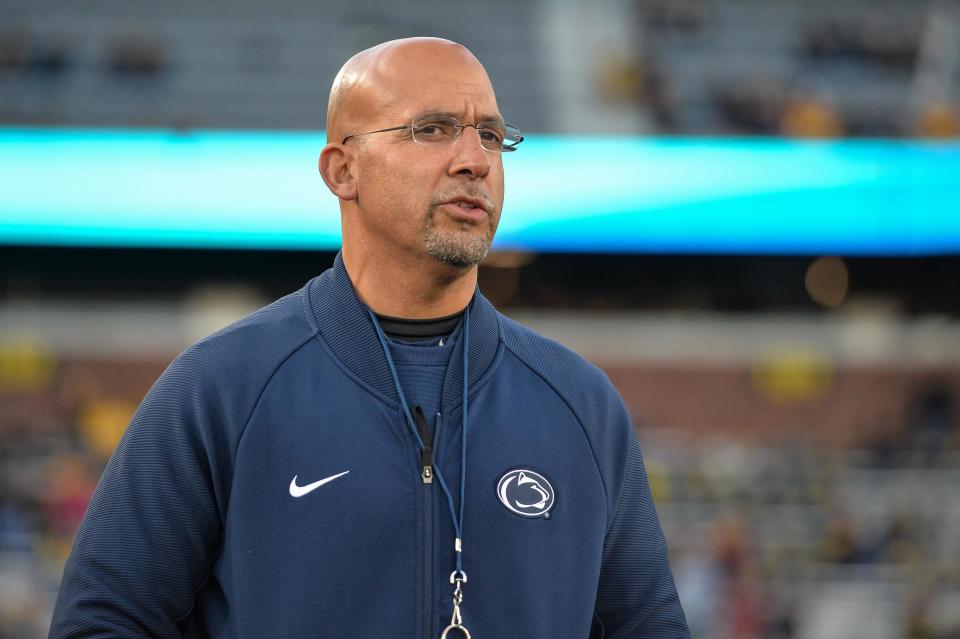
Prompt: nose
<box><xmin>448</xmin><ymin>125</ymin><xmax>491</xmax><ymax>180</ymax></box>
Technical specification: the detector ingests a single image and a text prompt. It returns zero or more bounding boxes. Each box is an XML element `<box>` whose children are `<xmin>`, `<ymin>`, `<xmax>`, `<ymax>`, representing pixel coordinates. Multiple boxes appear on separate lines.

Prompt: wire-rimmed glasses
<box><xmin>342</xmin><ymin>115</ymin><xmax>524</xmax><ymax>153</ymax></box>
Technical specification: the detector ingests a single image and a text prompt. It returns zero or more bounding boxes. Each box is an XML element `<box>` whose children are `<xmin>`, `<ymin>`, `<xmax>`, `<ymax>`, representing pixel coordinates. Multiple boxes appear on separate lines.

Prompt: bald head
<box><xmin>325</xmin><ymin>37</ymin><xmax>495</xmax><ymax>143</ymax></box>
<box><xmin>317</xmin><ymin>37</ymin><xmax>507</xmax><ymax>312</ymax></box>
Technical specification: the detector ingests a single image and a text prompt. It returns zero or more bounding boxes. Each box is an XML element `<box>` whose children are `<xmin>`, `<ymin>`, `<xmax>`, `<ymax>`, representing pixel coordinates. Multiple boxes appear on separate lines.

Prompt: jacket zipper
<box><xmin>413</xmin><ymin>406</ymin><xmax>434</xmax><ymax>639</ymax></box>
<box><xmin>414</xmin><ymin>405</ymin><xmax>433</xmax><ymax>484</ymax></box>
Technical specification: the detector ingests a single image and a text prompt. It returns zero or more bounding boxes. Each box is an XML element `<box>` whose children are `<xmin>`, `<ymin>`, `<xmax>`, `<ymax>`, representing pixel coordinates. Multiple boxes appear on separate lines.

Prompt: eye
<box><xmin>478</xmin><ymin>127</ymin><xmax>504</xmax><ymax>145</ymax></box>
<box><xmin>412</xmin><ymin>119</ymin><xmax>456</xmax><ymax>141</ymax></box>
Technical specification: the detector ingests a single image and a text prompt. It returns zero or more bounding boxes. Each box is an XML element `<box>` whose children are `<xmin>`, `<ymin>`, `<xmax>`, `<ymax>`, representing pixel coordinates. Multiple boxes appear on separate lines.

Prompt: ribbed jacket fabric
<box><xmin>50</xmin><ymin>253</ymin><xmax>689</xmax><ymax>639</ymax></box>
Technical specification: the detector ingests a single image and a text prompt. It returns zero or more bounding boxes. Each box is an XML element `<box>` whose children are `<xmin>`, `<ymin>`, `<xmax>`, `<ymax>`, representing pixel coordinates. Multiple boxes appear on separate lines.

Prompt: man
<box><xmin>50</xmin><ymin>38</ymin><xmax>689</xmax><ymax>638</ymax></box>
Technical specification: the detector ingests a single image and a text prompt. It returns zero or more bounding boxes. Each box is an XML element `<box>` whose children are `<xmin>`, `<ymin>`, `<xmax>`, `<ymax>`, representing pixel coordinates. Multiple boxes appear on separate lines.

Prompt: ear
<box><xmin>318</xmin><ymin>143</ymin><xmax>358</xmax><ymax>201</ymax></box>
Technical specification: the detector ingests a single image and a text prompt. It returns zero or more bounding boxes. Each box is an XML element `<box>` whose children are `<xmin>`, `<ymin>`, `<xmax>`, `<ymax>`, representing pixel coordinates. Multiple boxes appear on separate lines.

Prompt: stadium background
<box><xmin>1</xmin><ymin>0</ymin><xmax>959</xmax><ymax>637</ymax></box>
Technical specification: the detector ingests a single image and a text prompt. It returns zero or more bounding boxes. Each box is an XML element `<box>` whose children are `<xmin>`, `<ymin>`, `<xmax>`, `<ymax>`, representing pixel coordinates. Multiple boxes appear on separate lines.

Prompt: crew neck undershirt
<box><xmin>375</xmin><ymin>309</ymin><xmax>464</xmax><ymax>343</ymax></box>
<box><xmin>376</xmin><ymin>310</ymin><xmax>465</xmax><ymax>437</ymax></box>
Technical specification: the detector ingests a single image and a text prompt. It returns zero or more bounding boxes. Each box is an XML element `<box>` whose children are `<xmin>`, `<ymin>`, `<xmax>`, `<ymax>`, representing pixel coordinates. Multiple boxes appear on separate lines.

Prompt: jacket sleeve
<box><xmin>49</xmin><ymin>348</ymin><xmax>238</xmax><ymax>638</ymax></box>
<box><xmin>593</xmin><ymin>406</ymin><xmax>690</xmax><ymax>638</ymax></box>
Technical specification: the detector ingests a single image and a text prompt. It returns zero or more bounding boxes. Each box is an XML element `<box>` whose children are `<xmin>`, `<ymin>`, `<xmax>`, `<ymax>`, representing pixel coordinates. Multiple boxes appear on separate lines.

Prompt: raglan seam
<box><xmin>230</xmin><ymin>327</ymin><xmax>320</xmax><ymax>463</ymax></box>
<box><xmin>169</xmin><ymin>323</ymin><xmax>320</xmax><ymax>627</ymax></box>
<box><xmin>309</xmin><ymin>325</ymin><xmax>399</xmax><ymax>408</ymax></box>
<box><xmin>500</xmin><ymin>339</ymin><xmax>611</xmax><ymax>528</ymax></box>
<box><xmin>298</xmin><ymin>283</ymin><xmax>320</xmax><ymax>333</ymax></box>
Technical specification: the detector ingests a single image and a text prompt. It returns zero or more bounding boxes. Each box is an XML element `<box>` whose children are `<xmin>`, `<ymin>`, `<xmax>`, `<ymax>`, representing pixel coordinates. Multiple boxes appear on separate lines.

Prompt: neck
<box><xmin>342</xmin><ymin>247</ymin><xmax>477</xmax><ymax>319</ymax></box>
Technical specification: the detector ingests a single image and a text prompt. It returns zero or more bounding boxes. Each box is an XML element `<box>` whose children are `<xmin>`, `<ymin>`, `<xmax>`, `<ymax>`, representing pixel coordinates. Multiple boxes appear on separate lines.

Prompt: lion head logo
<box><xmin>496</xmin><ymin>469</ymin><xmax>555</xmax><ymax>518</ymax></box>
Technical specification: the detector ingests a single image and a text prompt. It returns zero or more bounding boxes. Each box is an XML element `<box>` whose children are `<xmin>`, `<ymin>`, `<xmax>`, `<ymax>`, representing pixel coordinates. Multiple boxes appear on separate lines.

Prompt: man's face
<box><xmin>348</xmin><ymin>48</ymin><xmax>505</xmax><ymax>269</ymax></box>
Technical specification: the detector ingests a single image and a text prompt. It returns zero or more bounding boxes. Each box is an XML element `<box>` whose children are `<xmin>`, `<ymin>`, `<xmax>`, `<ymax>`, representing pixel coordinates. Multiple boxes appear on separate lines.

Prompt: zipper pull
<box><xmin>413</xmin><ymin>406</ymin><xmax>433</xmax><ymax>484</ymax></box>
<box><xmin>421</xmin><ymin>449</ymin><xmax>433</xmax><ymax>484</ymax></box>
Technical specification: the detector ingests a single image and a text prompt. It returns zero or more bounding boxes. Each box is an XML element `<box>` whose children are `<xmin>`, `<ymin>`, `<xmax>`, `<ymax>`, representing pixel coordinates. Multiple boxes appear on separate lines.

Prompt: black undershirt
<box><xmin>375</xmin><ymin>309</ymin><xmax>465</xmax><ymax>343</ymax></box>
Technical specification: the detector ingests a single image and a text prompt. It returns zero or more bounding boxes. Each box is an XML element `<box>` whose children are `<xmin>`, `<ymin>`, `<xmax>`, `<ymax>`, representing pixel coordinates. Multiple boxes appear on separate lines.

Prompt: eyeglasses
<box><xmin>342</xmin><ymin>115</ymin><xmax>524</xmax><ymax>153</ymax></box>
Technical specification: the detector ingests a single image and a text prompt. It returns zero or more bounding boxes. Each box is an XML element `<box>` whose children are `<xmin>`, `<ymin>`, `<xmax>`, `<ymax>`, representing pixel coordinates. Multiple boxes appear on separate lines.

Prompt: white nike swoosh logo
<box><xmin>289</xmin><ymin>470</ymin><xmax>350</xmax><ymax>497</ymax></box>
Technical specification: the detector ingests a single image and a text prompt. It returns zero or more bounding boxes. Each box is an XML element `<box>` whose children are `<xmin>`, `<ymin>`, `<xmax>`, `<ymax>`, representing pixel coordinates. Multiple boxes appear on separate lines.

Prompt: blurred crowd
<box><xmin>0</xmin><ymin>26</ymin><xmax>168</xmax><ymax>81</ymax></box>
<box><xmin>650</xmin><ymin>425</ymin><xmax>960</xmax><ymax>639</ymax></box>
<box><xmin>0</xmin><ymin>345</ymin><xmax>161</xmax><ymax>638</ymax></box>
<box><xmin>618</xmin><ymin>0</ymin><xmax>960</xmax><ymax>138</ymax></box>
<box><xmin>1</xmin><ymin>338</ymin><xmax>958</xmax><ymax>637</ymax></box>
<box><xmin>2</xmin><ymin>0</ymin><xmax>958</xmax><ymax>137</ymax></box>
<box><xmin>1</xmin><ymin>1</ymin><xmax>959</xmax><ymax>637</ymax></box>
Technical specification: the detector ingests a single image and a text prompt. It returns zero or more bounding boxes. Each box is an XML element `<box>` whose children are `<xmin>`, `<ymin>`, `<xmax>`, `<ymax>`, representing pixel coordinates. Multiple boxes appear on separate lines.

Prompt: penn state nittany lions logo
<box><xmin>496</xmin><ymin>469</ymin><xmax>555</xmax><ymax>518</ymax></box>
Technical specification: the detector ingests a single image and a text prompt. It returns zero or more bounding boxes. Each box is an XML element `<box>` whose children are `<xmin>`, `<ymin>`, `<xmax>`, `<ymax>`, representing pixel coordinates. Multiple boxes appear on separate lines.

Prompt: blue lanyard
<box><xmin>366</xmin><ymin>305</ymin><xmax>469</xmax><ymax>574</ymax></box>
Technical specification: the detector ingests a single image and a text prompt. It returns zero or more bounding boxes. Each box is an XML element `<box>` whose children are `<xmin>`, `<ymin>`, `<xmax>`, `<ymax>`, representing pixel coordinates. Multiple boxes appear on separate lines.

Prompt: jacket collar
<box><xmin>307</xmin><ymin>252</ymin><xmax>501</xmax><ymax>410</ymax></box>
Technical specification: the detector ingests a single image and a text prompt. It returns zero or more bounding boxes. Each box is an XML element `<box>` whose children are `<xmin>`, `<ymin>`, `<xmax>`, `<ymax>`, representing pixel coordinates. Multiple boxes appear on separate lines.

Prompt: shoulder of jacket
<box><xmin>497</xmin><ymin>311</ymin><xmax>617</xmax><ymax>402</ymax></box>
<box><xmin>166</xmin><ymin>283</ymin><xmax>318</xmax><ymax>395</ymax></box>
<box><xmin>497</xmin><ymin>312</ymin><xmax>633</xmax><ymax>528</ymax></box>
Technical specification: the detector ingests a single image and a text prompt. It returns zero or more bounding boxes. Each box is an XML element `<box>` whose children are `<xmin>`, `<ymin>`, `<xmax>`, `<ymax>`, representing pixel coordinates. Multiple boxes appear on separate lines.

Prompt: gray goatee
<box><xmin>422</xmin><ymin>190</ymin><xmax>497</xmax><ymax>267</ymax></box>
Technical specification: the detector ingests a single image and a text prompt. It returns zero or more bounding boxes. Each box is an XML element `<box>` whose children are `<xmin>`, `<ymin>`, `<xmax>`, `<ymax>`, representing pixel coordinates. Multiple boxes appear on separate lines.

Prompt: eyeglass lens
<box><xmin>411</xmin><ymin>116</ymin><xmax>521</xmax><ymax>153</ymax></box>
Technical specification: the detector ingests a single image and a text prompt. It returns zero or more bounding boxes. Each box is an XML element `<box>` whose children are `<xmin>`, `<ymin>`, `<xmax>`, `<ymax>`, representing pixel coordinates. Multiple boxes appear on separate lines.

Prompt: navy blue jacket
<box><xmin>51</xmin><ymin>254</ymin><xmax>689</xmax><ymax>638</ymax></box>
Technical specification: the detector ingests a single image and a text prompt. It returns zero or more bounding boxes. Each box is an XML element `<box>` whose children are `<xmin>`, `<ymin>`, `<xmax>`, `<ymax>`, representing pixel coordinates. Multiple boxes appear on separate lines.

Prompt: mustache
<box><xmin>429</xmin><ymin>187</ymin><xmax>495</xmax><ymax>214</ymax></box>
